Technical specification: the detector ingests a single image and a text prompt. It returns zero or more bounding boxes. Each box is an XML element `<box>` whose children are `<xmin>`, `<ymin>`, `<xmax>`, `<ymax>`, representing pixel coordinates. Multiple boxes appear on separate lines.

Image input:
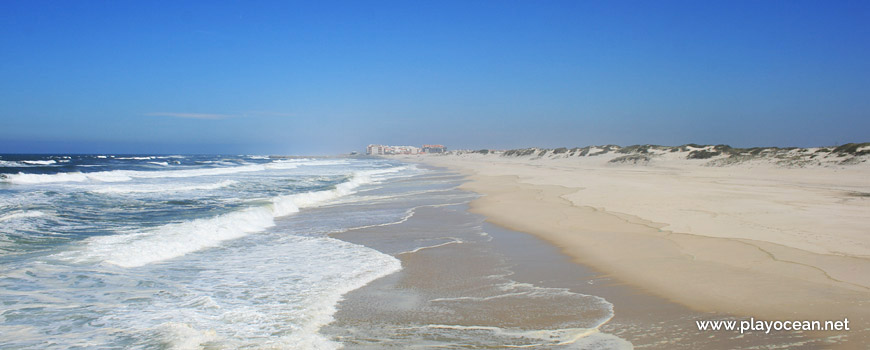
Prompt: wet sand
<box><xmin>386</xmin><ymin>155</ymin><xmax>870</xmax><ymax>349</ymax></box>
<box><xmin>324</xmin><ymin>166</ymin><xmax>853</xmax><ymax>348</ymax></box>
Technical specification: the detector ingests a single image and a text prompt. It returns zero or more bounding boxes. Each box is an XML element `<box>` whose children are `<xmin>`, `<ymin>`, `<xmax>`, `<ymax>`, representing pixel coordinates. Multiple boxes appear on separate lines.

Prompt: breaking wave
<box><xmin>64</xmin><ymin>167</ymin><xmax>406</xmax><ymax>267</ymax></box>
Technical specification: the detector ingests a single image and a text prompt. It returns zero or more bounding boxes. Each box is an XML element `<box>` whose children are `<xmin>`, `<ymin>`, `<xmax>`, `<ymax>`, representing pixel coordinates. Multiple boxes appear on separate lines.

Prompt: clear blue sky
<box><xmin>1</xmin><ymin>0</ymin><xmax>868</xmax><ymax>154</ymax></box>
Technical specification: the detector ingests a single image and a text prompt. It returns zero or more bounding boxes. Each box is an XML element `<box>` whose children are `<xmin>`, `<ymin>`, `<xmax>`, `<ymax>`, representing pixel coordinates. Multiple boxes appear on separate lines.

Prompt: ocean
<box><xmin>0</xmin><ymin>154</ymin><xmax>628</xmax><ymax>349</ymax></box>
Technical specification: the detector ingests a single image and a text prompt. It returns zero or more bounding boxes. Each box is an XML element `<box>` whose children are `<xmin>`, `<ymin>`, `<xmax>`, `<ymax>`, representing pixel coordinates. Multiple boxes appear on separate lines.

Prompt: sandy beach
<box><xmin>325</xmin><ymin>167</ymin><xmax>821</xmax><ymax>349</ymax></box>
<box><xmin>393</xmin><ymin>146</ymin><xmax>870</xmax><ymax>347</ymax></box>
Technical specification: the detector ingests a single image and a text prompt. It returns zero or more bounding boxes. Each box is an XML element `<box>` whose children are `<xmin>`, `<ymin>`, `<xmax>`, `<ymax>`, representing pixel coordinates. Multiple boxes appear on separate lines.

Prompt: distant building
<box><xmin>368</xmin><ymin>144</ymin><xmax>446</xmax><ymax>155</ymax></box>
<box><xmin>391</xmin><ymin>145</ymin><xmax>421</xmax><ymax>155</ymax></box>
<box><xmin>422</xmin><ymin>144</ymin><xmax>447</xmax><ymax>153</ymax></box>
<box><xmin>367</xmin><ymin>144</ymin><xmax>386</xmax><ymax>155</ymax></box>
<box><xmin>367</xmin><ymin>144</ymin><xmax>422</xmax><ymax>155</ymax></box>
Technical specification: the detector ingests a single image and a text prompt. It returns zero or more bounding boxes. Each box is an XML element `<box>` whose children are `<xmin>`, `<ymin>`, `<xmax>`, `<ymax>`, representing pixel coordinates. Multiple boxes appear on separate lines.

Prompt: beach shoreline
<box><xmin>390</xmin><ymin>150</ymin><xmax>870</xmax><ymax>347</ymax></box>
<box><xmin>326</xmin><ymin>166</ymin><xmax>770</xmax><ymax>349</ymax></box>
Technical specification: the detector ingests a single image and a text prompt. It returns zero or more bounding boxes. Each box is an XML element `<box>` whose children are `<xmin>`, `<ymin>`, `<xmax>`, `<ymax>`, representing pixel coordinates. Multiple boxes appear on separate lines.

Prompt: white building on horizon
<box><xmin>367</xmin><ymin>144</ymin><xmax>424</xmax><ymax>155</ymax></box>
<box><xmin>367</xmin><ymin>144</ymin><xmax>386</xmax><ymax>155</ymax></box>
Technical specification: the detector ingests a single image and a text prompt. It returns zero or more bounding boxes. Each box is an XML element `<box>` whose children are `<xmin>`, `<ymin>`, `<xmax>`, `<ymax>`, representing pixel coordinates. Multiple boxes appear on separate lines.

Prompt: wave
<box><xmin>0</xmin><ymin>158</ymin><xmax>349</xmax><ymax>184</ymax></box>
<box><xmin>0</xmin><ymin>160</ymin><xmax>56</xmax><ymax>167</ymax></box>
<box><xmin>143</xmin><ymin>236</ymin><xmax>402</xmax><ymax>349</ymax></box>
<box><xmin>116</xmin><ymin>156</ymin><xmax>154</xmax><ymax>160</ymax></box>
<box><xmin>90</xmin><ymin>180</ymin><xmax>238</xmax><ymax>194</ymax></box>
<box><xmin>0</xmin><ymin>210</ymin><xmax>46</xmax><ymax>222</ymax></box>
<box><xmin>0</xmin><ymin>160</ymin><xmax>26</xmax><ymax>167</ymax></box>
<box><xmin>1</xmin><ymin>163</ymin><xmax>291</xmax><ymax>185</ymax></box>
<box><xmin>2</xmin><ymin>171</ymin><xmax>141</xmax><ymax>184</ymax></box>
<box><xmin>22</xmin><ymin>160</ymin><xmax>57</xmax><ymax>165</ymax></box>
<box><xmin>67</xmin><ymin>167</ymin><xmax>407</xmax><ymax>267</ymax></box>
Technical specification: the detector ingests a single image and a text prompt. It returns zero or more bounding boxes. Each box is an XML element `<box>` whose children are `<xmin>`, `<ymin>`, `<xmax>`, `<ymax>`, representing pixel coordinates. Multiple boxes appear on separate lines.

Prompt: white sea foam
<box><xmin>0</xmin><ymin>162</ymin><xmax>298</xmax><ymax>184</ymax></box>
<box><xmin>146</xmin><ymin>236</ymin><xmax>402</xmax><ymax>349</ymax></box>
<box><xmin>0</xmin><ymin>160</ymin><xmax>56</xmax><ymax>167</ymax></box>
<box><xmin>352</xmin><ymin>270</ymin><xmax>629</xmax><ymax>348</ymax></box>
<box><xmin>398</xmin><ymin>238</ymin><xmax>463</xmax><ymax>255</ymax></box>
<box><xmin>417</xmin><ymin>277</ymin><xmax>628</xmax><ymax>349</ymax></box>
<box><xmin>91</xmin><ymin>180</ymin><xmax>238</xmax><ymax>194</ymax></box>
<box><xmin>3</xmin><ymin>171</ymin><xmax>135</xmax><ymax>184</ymax></box>
<box><xmin>155</xmin><ymin>323</ymin><xmax>222</xmax><ymax>350</ymax></box>
<box><xmin>0</xmin><ymin>160</ymin><xmax>26</xmax><ymax>167</ymax></box>
<box><xmin>265</xmin><ymin>160</ymin><xmax>304</xmax><ymax>170</ymax></box>
<box><xmin>403</xmin><ymin>324</ymin><xmax>632</xmax><ymax>349</ymax></box>
<box><xmin>349</xmin><ymin>207</ymin><xmax>416</xmax><ymax>230</ymax></box>
<box><xmin>116</xmin><ymin>156</ymin><xmax>154</xmax><ymax>160</ymax></box>
<box><xmin>21</xmin><ymin>160</ymin><xmax>57</xmax><ymax>165</ymax></box>
<box><xmin>68</xmin><ymin>167</ymin><xmax>406</xmax><ymax>267</ymax></box>
<box><xmin>147</xmin><ymin>161</ymin><xmax>169</xmax><ymax>166</ymax></box>
<box><xmin>0</xmin><ymin>210</ymin><xmax>46</xmax><ymax>222</ymax></box>
<box><xmin>75</xmin><ymin>206</ymin><xmax>280</xmax><ymax>267</ymax></box>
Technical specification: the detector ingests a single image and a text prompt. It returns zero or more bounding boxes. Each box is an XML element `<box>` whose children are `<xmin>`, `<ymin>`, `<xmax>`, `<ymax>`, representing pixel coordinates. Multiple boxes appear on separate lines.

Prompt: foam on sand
<box><xmin>401</xmin><ymin>324</ymin><xmax>631</xmax><ymax>349</ymax></box>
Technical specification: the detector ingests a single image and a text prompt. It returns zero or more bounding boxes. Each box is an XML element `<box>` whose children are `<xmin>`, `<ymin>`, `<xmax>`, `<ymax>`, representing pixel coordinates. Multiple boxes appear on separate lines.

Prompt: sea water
<box><xmin>0</xmin><ymin>154</ymin><xmax>628</xmax><ymax>349</ymax></box>
<box><xmin>0</xmin><ymin>155</ymin><xmax>414</xmax><ymax>349</ymax></box>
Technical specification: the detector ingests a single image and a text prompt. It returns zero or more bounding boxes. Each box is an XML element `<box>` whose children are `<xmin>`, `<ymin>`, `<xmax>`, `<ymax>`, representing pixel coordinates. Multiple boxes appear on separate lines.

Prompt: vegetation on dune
<box><xmin>671</xmin><ymin>144</ymin><xmax>703</xmax><ymax>152</ymax></box>
<box><xmin>493</xmin><ymin>142</ymin><xmax>868</xmax><ymax>168</ymax></box>
<box><xmin>712</xmin><ymin>144</ymin><xmax>733</xmax><ymax>153</ymax></box>
<box><xmin>833</xmin><ymin>142</ymin><xmax>870</xmax><ymax>156</ymax></box>
<box><xmin>609</xmin><ymin>154</ymin><xmax>651</xmax><ymax>164</ymax></box>
<box><xmin>617</xmin><ymin>145</ymin><xmax>651</xmax><ymax>154</ymax></box>
<box><xmin>503</xmin><ymin>148</ymin><xmax>538</xmax><ymax>157</ymax></box>
<box><xmin>687</xmin><ymin>150</ymin><xmax>721</xmax><ymax>159</ymax></box>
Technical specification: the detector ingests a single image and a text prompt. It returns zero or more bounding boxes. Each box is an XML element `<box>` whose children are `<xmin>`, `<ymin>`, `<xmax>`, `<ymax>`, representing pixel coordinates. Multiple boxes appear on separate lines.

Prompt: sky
<box><xmin>1</xmin><ymin>0</ymin><xmax>868</xmax><ymax>154</ymax></box>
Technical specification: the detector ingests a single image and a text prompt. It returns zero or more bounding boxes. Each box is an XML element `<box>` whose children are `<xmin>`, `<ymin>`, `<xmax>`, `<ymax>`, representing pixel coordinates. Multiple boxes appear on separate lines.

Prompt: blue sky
<box><xmin>1</xmin><ymin>1</ymin><xmax>868</xmax><ymax>154</ymax></box>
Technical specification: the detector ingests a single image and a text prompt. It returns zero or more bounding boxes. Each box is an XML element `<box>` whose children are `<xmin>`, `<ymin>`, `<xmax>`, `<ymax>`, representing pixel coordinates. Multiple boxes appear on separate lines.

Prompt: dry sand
<box><xmin>394</xmin><ymin>149</ymin><xmax>870</xmax><ymax>340</ymax></box>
